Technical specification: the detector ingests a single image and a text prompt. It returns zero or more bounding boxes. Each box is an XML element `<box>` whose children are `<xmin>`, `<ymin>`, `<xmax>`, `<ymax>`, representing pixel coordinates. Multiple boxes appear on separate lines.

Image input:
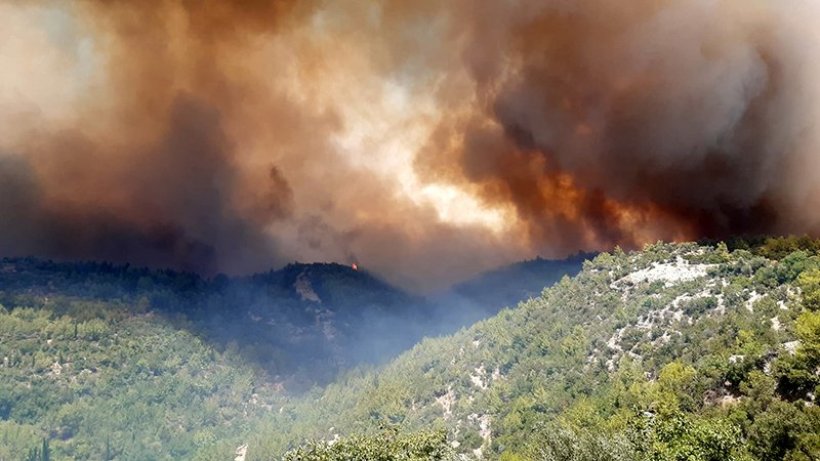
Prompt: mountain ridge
<box><xmin>0</xmin><ymin>254</ymin><xmax>585</xmax><ymax>391</ymax></box>
<box><xmin>250</xmin><ymin>241</ymin><xmax>820</xmax><ymax>460</ymax></box>
<box><xmin>2</xmin><ymin>240</ymin><xmax>819</xmax><ymax>459</ymax></box>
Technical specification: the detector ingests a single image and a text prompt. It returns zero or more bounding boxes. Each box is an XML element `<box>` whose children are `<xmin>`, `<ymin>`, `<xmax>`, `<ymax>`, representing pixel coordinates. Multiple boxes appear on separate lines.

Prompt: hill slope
<box><xmin>2</xmin><ymin>242</ymin><xmax>819</xmax><ymax>460</ymax></box>
<box><xmin>253</xmin><ymin>242</ymin><xmax>820</xmax><ymax>461</ymax></box>
<box><xmin>0</xmin><ymin>255</ymin><xmax>584</xmax><ymax>391</ymax></box>
<box><xmin>0</xmin><ymin>255</ymin><xmax>584</xmax><ymax>459</ymax></box>
<box><xmin>435</xmin><ymin>254</ymin><xmax>589</xmax><ymax>322</ymax></box>
<box><xmin>0</xmin><ymin>259</ymin><xmax>433</xmax><ymax>389</ymax></box>
<box><xmin>0</xmin><ymin>300</ymin><xmax>280</xmax><ymax>459</ymax></box>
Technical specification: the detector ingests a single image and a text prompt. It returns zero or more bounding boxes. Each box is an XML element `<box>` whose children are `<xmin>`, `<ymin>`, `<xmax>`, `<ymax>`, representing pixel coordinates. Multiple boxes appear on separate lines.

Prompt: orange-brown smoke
<box><xmin>2</xmin><ymin>1</ymin><xmax>820</xmax><ymax>291</ymax></box>
<box><xmin>414</xmin><ymin>0</ymin><xmax>820</xmax><ymax>255</ymax></box>
<box><xmin>1</xmin><ymin>0</ymin><xmax>311</xmax><ymax>274</ymax></box>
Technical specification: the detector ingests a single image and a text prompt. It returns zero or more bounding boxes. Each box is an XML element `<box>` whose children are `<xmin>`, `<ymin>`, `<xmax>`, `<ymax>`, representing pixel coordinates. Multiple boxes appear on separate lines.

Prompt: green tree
<box><xmin>25</xmin><ymin>438</ymin><xmax>50</xmax><ymax>461</ymax></box>
<box><xmin>797</xmin><ymin>269</ymin><xmax>820</xmax><ymax>311</ymax></box>
<box><xmin>634</xmin><ymin>413</ymin><xmax>749</xmax><ymax>461</ymax></box>
<box><xmin>529</xmin><ymin>425</ymin><xmax>636</xmax><ymax>461</ymax></box>
<box><xmin>283</xmin><ymin>430</ymin><xmax>454</xmax><ymax>461</ymax></box>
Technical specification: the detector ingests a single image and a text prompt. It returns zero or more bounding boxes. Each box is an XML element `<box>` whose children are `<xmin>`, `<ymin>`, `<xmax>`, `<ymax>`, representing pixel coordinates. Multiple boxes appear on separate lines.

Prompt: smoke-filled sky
<box><xmin>2</xmin><ymin>0</ymin><xmax>820</xmax><ymax>292</ymax></box>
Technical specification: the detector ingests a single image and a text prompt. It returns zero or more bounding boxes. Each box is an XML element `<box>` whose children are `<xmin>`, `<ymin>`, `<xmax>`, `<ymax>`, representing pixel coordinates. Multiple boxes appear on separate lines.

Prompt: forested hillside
<box><xmin>0</xmin><ymin>259</ymin><xmax>431</xmax><ymax>458</ymax></box>
<box><xmin>0</xmin><ymin>259</ymin><xmax>438</xmax><ymax>390</ymax></box>
<box><xmin>2</xmin><ymin>240</ymin><xmax>820</xmax><ymax>460</ymax></box>
<box><xmin>0</xmin><ymin>301</ymin><xmax>281</xmax><ymax>459</ymax></box>
<box><xmin>254</xmin><ymin>240</ymin><xmax>820</xmax><ymax>461</ymax></box>
<box><xmin>0</xmin><ymin>254</ymin><xmax>580</xmax><ymax>459</ymax></box>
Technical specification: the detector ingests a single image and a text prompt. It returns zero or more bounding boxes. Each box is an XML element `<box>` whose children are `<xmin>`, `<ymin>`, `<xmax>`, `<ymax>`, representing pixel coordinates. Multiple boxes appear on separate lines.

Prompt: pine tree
<box><xmin>41</xmin><ymin>438</ymin><xmax>50</xmax><ymax>461</ymax></box>
<box><xmin>104</xmin><ymin>436</ymin><xmax>113</xmax><ymax>461</ymax></box>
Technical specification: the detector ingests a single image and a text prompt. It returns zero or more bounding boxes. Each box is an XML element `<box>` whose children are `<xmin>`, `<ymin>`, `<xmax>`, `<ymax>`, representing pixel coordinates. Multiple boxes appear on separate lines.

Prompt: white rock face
<box><xmin>783</xmin><ymin>341</ymin><xmax>801</xmax><ymax>355</ymax></box>
<box><xmin>477</xmin><ymin>415</ymin><xmax>491</xmax><ymax>441</ymax></box>
<box><xmin>436</xmin><ymin>387</ymin><xmax>455</xmax><ymax>419</ymax></box>
<box><xmin>746</xmin><ymin>291</ymin><xmax>764</xmax><ymax>313</ymax></box>
<box><xmin>719</xmin><ymin>394</ymin><xmax>741</xmax><ymax>407</ymax></box>
<box><xmin>294</xmin><ymin>271</ymin><xmax>321</xmax><ymax>303</ymax></box>
<box><xmin>470</xmin><ymin>365</ymin><xmax>488</xmax><ymax>390</ymax></box>
<box><xmin>619</xmin><ymin>257</ymin><xmax>714</xmax><ymax>287</ymax></box>
<box><xmin>467</xmin><ymin>413</ymin><xmax>492</xmax><ymax>459</ymax></box>
<box><xmin>234</xmin><ymin>444</ymin><xmax>248</xmax><ymax>461</ymax></box>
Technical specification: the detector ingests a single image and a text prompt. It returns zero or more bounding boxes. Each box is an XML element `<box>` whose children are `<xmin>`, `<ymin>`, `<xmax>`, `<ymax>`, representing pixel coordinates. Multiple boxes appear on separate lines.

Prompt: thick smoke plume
<box><xmin>416</xmin><ymin>0</ymin><xmax>820</xmax><ymax>254</ymax></box>
<box><xmin>2</xmin><ymin>0</ymin><xmax>820</xmax><ymax>291</ymax></box>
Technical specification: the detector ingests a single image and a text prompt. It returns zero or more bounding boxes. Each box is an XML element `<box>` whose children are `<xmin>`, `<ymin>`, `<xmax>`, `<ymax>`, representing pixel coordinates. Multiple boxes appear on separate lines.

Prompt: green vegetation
<box><xmin>0</xmin><ymin>297</ymin><xmax>280</xmax><ymax>459</ymax></box>
<box><xmin>0</xmin><ymin>259</ymin><xmax>432</xmax><ymax>389</ymax></box>
<box><xmin>268</xmin><ymin>240</ymin><xmax>820</xmax><ymax>461</ymax></box>
<box><xmin>2</xmin><ymin>238</ymin><xmax>820</xmax><ymax>460</ymax></box>
<box><xmin>283</xmin><ymin>430</ymin><xmax>454</xmax><ymax>461</ymax></box>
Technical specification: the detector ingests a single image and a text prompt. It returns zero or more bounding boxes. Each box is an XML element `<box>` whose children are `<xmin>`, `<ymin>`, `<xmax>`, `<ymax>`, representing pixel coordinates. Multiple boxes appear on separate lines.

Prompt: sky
<box><xmin>2</xmin><ymin>0</ymin><xmax>820</xmax><ymax>292</ymax></box>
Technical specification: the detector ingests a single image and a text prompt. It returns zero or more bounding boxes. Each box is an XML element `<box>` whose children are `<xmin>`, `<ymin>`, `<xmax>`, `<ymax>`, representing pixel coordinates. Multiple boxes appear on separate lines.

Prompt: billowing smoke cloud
<box><xmin>0</xmin><ymin>0</ymin><xmax>305</xmax><ymax>274</ymax></box>
<box><xmin>2</xmin><ymin>0</ymin><xmax>820</xmax><ymax>291</ymax></box>
<box><xmin>414</xmin><ymin>0</ymin><xmax>820</xmax><ymax>255</ymax></box>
